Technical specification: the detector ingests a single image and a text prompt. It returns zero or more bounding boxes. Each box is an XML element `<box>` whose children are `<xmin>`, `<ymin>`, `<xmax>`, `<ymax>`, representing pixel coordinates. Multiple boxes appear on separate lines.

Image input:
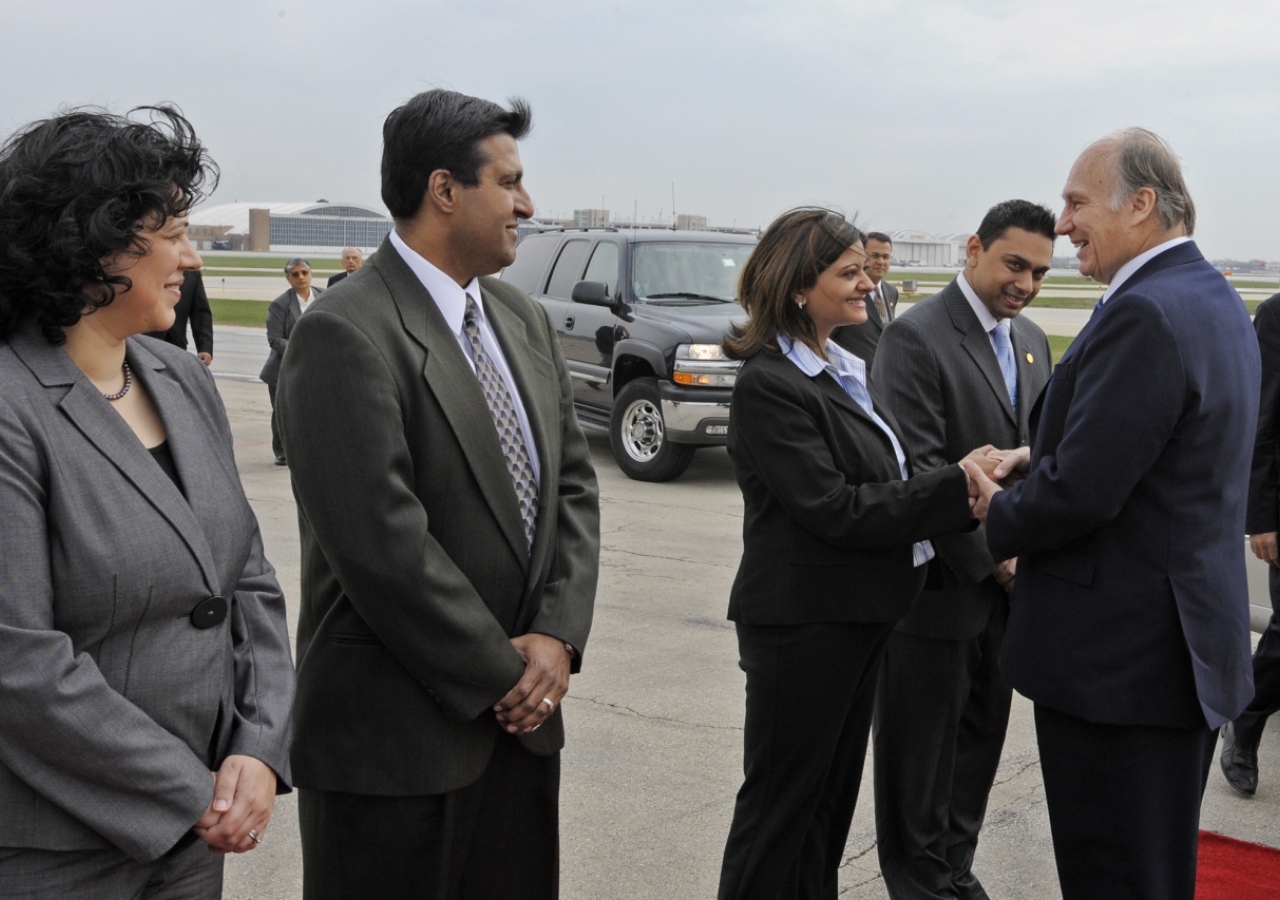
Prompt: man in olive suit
<box><xmin>278</xmin><ymin>90</ymin><xmax>600</xmax><ymax>900</ymax></box>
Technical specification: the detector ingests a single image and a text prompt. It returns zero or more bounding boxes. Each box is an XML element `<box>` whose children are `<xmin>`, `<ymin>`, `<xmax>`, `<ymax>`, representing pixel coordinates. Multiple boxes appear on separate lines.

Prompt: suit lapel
<box><xmin>1008</xmin><ymin>322</ymin><xmax>1039</xmax><ymax>437</ymax></box>
<box><xmin>376</xmin><ymin>241</ymin><xmax>531</xmax><ymax>568</ymax></box>
<box><xmin>809</xmin><ymin>365</ymin><xmax>899</xmax><ymax>466</ymax></box>
<box><xmin>943</xmin><ymin>285</ymin><xmax>1016</xmax><ymax>426</ymax></box>
<box><xmin>10</xmin><ymin>330</ymin><xmax>222</xmax><ymax>595</ymax></box>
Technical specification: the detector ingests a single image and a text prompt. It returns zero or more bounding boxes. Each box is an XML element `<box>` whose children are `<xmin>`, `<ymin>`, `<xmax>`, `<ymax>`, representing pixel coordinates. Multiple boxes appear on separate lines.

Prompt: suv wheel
<box><xmin>609</xmin><ymin>377</ymin><xmax>695</xmax><ymax>482</ymax></box>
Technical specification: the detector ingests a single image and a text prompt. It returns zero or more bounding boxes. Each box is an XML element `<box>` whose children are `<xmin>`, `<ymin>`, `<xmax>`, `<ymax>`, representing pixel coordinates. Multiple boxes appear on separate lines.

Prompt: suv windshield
<box><xmin>631</xmin><ymin>242</ymin><xmax>754</xmax><ymax>304</ymax></box>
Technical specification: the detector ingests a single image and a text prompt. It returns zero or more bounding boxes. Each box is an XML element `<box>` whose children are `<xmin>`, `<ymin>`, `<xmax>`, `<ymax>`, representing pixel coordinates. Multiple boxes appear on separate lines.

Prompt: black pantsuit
<box><xmin>1033</xmin><ymin>705</ymin><xmax>1216</xmax><ymax>900</ymax></box>
<box><xmin>719</xmin><ymin>346</ymin><xmax>974</xmax><ymax>900</ymax></box>
<box><xmin>872</xmin><ymin>604</ymin><xmax>1011</xmax><ymax>900</ymax></box>
<box><xmin>299</xmin><ymin>732</ymin><xmax>559</xmax><ymax>900</ymax></box>
<box><xmin>719</xmin><ymin>622</ymin><xmax>893</xmax><ymax>900</ymax></box>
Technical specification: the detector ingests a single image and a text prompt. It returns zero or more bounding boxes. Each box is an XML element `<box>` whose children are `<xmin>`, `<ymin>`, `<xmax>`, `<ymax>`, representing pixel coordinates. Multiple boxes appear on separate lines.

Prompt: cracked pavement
<box><xmin>211</xmin><ymin>378</ymin><xmax>1280</xmax><ymax>899</ymax></box>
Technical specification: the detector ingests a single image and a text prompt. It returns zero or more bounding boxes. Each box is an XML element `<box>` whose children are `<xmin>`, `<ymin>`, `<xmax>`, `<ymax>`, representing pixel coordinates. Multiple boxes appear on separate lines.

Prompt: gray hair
<box><xmin>284</xmin><ymin>257</ymin><xmax>311</xmax><ymax>275</ymax></box>
<box><xmin>1094</xmin><ymin>128</ymin><xmax>1195</xmax><ymax>236</ymax></box>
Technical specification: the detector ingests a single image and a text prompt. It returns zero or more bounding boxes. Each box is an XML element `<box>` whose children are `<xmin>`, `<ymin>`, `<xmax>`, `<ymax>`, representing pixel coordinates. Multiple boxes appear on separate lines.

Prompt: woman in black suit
<box><xmin>717</xmin><ymin>209</ymin><xmax>987</xmax><ymax>900</ymax></box>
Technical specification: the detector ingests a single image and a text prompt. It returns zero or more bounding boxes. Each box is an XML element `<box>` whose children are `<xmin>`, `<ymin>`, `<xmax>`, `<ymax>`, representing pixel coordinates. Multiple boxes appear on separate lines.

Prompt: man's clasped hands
<box><xmin>956</xmin><ymin>444</ymin><xmax>1033</xmax><ymax>594</ymax></box>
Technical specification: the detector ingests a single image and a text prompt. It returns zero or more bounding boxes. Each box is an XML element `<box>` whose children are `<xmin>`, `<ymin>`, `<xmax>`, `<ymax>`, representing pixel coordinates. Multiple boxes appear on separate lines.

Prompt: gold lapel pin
<box><xmin>1025</xmin><ymin>352</ymin><xmax>1034</xmax><ymax>364</ymax></box>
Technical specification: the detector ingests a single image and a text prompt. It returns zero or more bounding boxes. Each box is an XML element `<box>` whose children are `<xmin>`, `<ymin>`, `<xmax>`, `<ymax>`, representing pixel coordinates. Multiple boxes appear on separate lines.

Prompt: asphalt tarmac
<box><xmin>208</xmin><ymin>362</ymin><xmax>1280</xmax><ymax>899</ymax></box>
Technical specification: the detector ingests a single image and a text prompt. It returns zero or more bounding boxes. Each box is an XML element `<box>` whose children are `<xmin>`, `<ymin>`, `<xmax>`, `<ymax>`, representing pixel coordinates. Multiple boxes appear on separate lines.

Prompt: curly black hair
<box><xmin>0</xmin><ymin>105</ymin><xmax>218</xmax><ymax>344</ymax></box>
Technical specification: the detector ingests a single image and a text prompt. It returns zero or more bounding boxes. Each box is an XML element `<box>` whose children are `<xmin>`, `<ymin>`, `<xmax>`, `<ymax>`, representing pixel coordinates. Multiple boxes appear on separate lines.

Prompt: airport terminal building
<box><xmin>886</xmin><ymin>230</ymin><xmax>971</xmax><ymax>266</ymax></box>
<box><xmin>188</xmin><ymin>201</ymin><xmax>393</xmax><ymax>253</ymax></box>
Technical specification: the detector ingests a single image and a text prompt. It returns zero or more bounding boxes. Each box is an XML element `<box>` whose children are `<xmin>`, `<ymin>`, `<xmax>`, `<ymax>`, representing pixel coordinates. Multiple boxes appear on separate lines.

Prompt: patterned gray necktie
<box><xmin>463</xmin><ymin>294</ymin><xmax>539</xmax><ymax>550</ymax></box>
<box><xmin>872</xmin><ymin>284</ymin><xmax>889</xmax><ymax>324</ymax></box>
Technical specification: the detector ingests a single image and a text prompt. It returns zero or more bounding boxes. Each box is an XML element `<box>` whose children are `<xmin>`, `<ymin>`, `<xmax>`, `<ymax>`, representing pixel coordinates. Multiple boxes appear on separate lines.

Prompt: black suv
<box><xmin>500</xmin><ymin>228</ymin><xmax>756</xmax><ymax>481</ymax></box>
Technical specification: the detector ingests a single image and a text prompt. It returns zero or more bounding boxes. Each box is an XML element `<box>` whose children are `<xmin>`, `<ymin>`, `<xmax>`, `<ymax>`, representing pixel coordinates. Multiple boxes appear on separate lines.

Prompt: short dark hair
<box><xmin>380</xmin><ymin>90</ymin><xmax>532</xmax><ymax>221</ymax></box>
<box><xmin>0</xmin><ymin>105</ymin><xmax>216</xmax><ymax>344</ymax></box>
<box><xmin>864</xmin><ymin>231</ymin><xmax>893</xmax><ymax>246</ymax></box>
<box><xmin>975</xmin><ymin>200</ymin><xmax>1057</xmax><ymax>250</ymax></box>
<box><xmin>724</xmin><ymin>208</ymin><xmax>863</xmax><ymax>361</ymax></box>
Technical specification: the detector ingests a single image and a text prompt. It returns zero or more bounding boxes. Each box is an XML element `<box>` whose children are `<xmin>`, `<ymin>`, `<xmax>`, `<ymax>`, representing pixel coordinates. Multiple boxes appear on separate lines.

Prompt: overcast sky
<box><xmin>6</xmin><ymin>0</ymin><xmax>1279</xmax><ymax>259</ymax></box>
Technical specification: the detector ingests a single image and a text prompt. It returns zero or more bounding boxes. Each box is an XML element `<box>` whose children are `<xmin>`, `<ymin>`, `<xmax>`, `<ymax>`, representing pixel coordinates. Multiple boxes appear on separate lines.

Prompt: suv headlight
<box><xmin>673</xmin><ymin>343</ymin><xmax>739</xmax><ymax>387</ymax></box>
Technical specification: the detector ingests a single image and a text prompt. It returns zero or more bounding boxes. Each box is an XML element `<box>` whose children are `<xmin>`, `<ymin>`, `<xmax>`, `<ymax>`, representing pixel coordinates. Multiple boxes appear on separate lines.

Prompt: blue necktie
<box><xmin>991</xmin><ymin>322</ymin><xmax>1018</xmax><ymax>415</ymax></box>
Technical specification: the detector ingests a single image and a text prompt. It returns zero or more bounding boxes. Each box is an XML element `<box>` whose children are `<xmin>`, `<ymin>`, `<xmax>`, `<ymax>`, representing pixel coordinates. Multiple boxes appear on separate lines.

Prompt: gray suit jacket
<box><xmin>0</xmin><ymin>326</ymin><xmax>294</xmax><ymax>862</ymax></box>
<box><xmin>278</xmin><ymin>235</ymin><xmax>600</xmax><ymax>797</ymax></box>
<box><xmin>872</xmin><ymin>279</ymin><xmax>1051</xmax><ymax>639</ymax></box>
<box><xmin>259</xmin><ymin>286</ymin><xmax>322</xmax><ymax>386</ymax></box>
<box><xmin>831</xmin><ymin>279</ymin><xmax>898</xmax><ymax>370</ymax></box>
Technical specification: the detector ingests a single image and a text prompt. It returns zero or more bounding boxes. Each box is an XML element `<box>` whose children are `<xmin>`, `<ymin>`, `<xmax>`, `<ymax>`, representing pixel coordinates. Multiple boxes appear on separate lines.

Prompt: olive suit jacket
<box><xmin>872</xmin><ymin>280</ymin><xmax>1051</xmax><ymax>639</ymax></box>
<box><xmin>277</xmin><ymin>235</ymin><xmax>600</xmax><ymax>797</ymax></box>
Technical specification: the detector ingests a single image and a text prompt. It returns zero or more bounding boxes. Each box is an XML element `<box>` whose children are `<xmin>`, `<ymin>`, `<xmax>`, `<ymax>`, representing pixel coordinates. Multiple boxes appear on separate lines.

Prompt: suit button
<box><xmin>190</xmin><ymin>596</ymin><xmax>228</xmax><ymax>629</ymax></box>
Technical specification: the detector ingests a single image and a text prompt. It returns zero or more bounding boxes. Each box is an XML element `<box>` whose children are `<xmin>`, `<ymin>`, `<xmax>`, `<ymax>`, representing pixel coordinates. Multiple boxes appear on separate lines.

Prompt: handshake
<box><xmin>958</xmin><ymin>445</ymin><xmax>1031</xmax><ymax>523</ymax></box>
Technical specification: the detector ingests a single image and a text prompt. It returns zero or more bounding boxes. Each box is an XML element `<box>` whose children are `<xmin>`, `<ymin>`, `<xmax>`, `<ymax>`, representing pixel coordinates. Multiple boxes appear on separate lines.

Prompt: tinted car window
<box><xmin>631</xmin><ymin>242</ymin><xmax>754</xmax><ymax>302</ymax></box>
<box><xmin>545</xmin><ymin>240</ymin><xmax>592</xmax><ymax>299</ymax></box>
<box><xmin>582</xmin><ymin>242</ymin><xmax>620</xmax><ymax>296</ymax></box>
<box><xmin>501</xmin><ymin>234</ymin><xmax>560</xmax><ymax>293</ymax></box>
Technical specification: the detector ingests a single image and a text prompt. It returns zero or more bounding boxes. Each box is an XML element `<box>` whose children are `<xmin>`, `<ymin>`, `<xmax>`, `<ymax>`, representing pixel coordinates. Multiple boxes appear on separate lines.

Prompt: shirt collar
<box><xmin>389</xmin><ymin>228</ymin><xmax>483</xmax><ymax>334</ymax></box>
<box><xmin>778</xmin><ymin>333</ymin><xmax>868</xmax><ymax>382</ymax></box>
<box><xmin>956</xmin><ymin>271</ymin><xmax>1002</xmax><ymax>332</ymax></box>
<box><xmin>1099</xmin><ymin>235</ymin><xmax>1191</xmax><ymax>304</ymax></box>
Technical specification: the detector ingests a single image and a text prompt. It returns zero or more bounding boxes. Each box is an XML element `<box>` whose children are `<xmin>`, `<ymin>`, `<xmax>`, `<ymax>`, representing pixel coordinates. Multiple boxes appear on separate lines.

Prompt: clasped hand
<box><xmin>193</xmin><ymin>754</ymin><xmax>277</xmax><ymax>854</ymax></box>
<box><xmin>960</xmin><ymin>445</ymin><xmax>1030</xmax><ymax>523</ymax></box>
<box><xmin>493</xmin><ymin>633</ymin><xmax>571</xmax><ymax>736</ymax></box>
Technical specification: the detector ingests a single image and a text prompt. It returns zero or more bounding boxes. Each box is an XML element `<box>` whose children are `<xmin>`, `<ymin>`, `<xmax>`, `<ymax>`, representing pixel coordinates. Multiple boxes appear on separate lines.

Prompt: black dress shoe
<box><xmin>274</xmin><ymin>456</ymin><xmax>287</xmax><ymax>467</ymax></box>
<box><xmin>1220</xmin><ymin>721</ymin><xmax>1260</xmax><ymax>796</ymax></box>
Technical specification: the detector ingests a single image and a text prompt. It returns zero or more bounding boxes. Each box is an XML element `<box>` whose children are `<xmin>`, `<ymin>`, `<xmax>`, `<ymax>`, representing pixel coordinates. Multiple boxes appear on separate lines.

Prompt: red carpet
<box><xmin>1196</xmin><ymin>831</ymin><xmax>1280</xmax><ymax>899</ymax></box>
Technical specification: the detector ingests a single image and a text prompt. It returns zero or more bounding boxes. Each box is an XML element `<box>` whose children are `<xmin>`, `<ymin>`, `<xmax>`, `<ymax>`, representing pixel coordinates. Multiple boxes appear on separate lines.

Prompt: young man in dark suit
<box><xmin>277</xmin><ymin>90</ymin><xmax>600</xmax><ymax>900</ymax></box>
<box><xmin>967</xmin><ymin>129</ymin><xmax>1260</xmax><ymax>900</ymax></box>
<box><xmin>1221</xmin><ymin>289</ymin><xmax>1280</xmax><ymax>796</ymax></box>
<box><xmin>145</xmin><ymin>267</ymin><xmax>213</xmax><ymax>365</ymax></box>
<box><xmin>326</xmin><ymin>247</ymin><xmax>363</xmax><ymax>286</ymax></box>
<box><xmin>832</xmin><ymin>231</ymin><xmax>896</xmax><ymax>369</ymax></box>
<box><xmin>871</xmin><ymin>200</ymin><xmax>1055</xmax><ymax>900</ymax></box>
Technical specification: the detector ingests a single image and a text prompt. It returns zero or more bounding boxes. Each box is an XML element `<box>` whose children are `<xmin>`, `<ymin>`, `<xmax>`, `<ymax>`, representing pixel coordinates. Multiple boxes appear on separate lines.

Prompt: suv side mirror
<box><xmin>570</xmin><ymin>280</ymin><xmax>611</xmax><ymax>306</ymax></box>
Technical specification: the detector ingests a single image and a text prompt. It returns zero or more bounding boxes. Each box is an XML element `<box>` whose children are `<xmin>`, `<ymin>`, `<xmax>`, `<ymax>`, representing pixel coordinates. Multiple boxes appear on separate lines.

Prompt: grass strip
<box><xmin>211</xmin><ymin>298</ymin><xmax>270</xmax><ymax>328</ymax></box>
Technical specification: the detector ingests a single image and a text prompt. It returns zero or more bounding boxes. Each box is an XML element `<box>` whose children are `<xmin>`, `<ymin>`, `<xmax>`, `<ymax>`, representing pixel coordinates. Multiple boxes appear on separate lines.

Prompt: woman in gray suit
<box><xmin>0</xmin><ymin>107</ymin><xmax>294</xmax><ymax>898</ymax></box>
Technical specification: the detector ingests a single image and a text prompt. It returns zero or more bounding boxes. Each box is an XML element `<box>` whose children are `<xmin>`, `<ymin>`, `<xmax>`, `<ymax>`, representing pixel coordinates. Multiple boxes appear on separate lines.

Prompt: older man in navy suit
<box><xmin>966</xmin><ymin>129</ymin><xmax>1259</xmax><ymax>900</ymax></box>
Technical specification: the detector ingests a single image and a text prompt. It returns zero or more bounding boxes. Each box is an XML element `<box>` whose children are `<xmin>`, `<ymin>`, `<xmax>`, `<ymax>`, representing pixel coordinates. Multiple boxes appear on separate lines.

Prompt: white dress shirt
<box><xmin>1099</xmin><ymin>235</ymin><xmax>1191</xmax><ymax>305</ymax></box>
<box><xmin>296</xmin><ymin>287</ymin><xmax>316</xmax><ymax>314</ymax></box>
<box><xmin>389</xmin><ymin>228</ymin><xmax>541</xmax><ymax>483</ymax></box>
<box><xmin>955</xmin><ymin>271</ymin><xmax>1009</xmax><ymax>353</ymax></box>
<box><xmin>955</xmin><ymin>271</ymin><xmax>1000</xmax><ymax>332</ymax></box>
<box><xmin>779</xmin><ymin>334</ymin><xmax>935</xmax><ymax>567</ymax></box>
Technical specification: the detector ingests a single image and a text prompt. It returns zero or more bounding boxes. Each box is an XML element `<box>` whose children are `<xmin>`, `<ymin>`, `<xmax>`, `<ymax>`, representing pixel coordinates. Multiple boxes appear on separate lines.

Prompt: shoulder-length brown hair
<box><xmin>724</xmin><ymin>208</ymin><xmax>863</xmax><ymax>360</ymax></box>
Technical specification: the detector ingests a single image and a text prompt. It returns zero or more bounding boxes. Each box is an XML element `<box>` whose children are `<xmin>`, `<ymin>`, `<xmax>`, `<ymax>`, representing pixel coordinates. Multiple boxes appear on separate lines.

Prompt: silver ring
<box><xmin>248</xmin><ymin>829</ymin><xmax>263</xmax><ymax>845</ymax></box>
<box><xmin>541</xmin><ymin>697</ymin><xmax>555</xmax><ymax>711</ymax></box>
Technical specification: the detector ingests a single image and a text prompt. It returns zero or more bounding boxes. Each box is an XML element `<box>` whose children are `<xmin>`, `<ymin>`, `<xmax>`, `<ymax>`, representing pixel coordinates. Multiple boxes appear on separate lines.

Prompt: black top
<box><xmin>147</xmin><ymin>441</ymin><xmax>184</xmax><ymax>495</ymax></box>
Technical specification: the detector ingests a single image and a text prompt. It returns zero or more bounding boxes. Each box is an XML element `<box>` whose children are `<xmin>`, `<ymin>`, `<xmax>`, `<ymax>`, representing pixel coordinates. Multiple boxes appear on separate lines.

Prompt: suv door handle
<box><xmin>564</xmin><ymin>315</ymin><xmax>575</xmax><ymax>330</ymax></box>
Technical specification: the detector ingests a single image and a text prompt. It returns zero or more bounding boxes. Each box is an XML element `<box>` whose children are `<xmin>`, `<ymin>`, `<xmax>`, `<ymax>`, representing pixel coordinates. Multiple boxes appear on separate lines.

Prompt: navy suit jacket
<box><xmin>987</xmin><ymin>241</ymin><xmax>1259</xmax><ymax>730</ymax></box>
